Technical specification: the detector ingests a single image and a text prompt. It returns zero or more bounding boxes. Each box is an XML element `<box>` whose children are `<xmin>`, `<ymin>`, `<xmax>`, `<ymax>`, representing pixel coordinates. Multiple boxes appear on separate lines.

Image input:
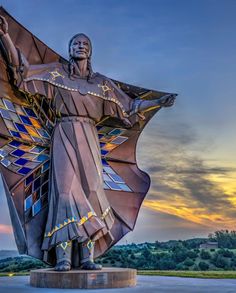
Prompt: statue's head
<box><xmin>68</xmin><ymin>33</ymin><xmax>93</xmax><ymax>80</ymax></box>
<box><xmin>69</xmin><ymin>33</ymin><xmax>92</xmax><ymax>61</ymax></box>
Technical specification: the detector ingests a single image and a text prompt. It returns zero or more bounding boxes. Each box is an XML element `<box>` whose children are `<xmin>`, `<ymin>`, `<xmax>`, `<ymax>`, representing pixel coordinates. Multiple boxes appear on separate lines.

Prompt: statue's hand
<box><xmin>0</xmin><ymin>16</ymin><xmax>8</xmax><ymax>36</ymax></box>
<box><xmin>159</xmin><ymin>94</ymin><xmax>176</xmax><ymax>107</ymax></box>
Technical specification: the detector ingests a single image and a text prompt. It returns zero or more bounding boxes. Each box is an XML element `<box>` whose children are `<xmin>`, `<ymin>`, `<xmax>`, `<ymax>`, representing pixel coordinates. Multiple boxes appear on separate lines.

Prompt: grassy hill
<box><xmin>0</xmin><ymin>255</ymin><xmax>47</xmax><ymax>273</ymax></box>
<box><xmin>95</xmin><ymin>241</ymin><xmax>236</xmax><ymax>271</ymax></box>
<box><xmin>1</xmin><ymin>231</ymin><xmax>236</xmax><ymax>274</ymax></box>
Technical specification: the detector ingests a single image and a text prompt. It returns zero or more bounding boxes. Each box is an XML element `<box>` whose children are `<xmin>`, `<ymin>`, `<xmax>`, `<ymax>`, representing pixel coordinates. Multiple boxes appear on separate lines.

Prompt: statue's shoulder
<box><xmin>24</xmin><ymin>66</ymin><xmax>121</xmax><ymax>97</ymax></box>
<box><xmin>92</xmin><ymin>73</ymin><xmax>119</xmax><ymax>90</ymax></box>
<box><xmin>26</xmin><ymin>62</ymin><xmax>64</xmax><ymax>80</ymax></box>
<box><xmin>94</xmin><ymin>73</ymin><xmax>115</xmax><ymax>83</ymax></box>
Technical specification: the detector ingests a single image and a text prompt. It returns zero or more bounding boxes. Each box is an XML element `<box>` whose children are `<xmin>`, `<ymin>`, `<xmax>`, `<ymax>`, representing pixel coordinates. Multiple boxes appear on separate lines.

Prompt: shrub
<box><xmin>200</xmin><ymin>250</ymin><xmax>211</xmax><ymax>260</ymax></box>
<box><xmin>212</xmin><ymin>255</ymin><xmax>228</xmax><ymax>269</ymax></box>
<box><xmin>175</xmin><ymin>263</ymin><xmax>185</xmax><ymax>270</ymax></box>
<box><xmin>159</xmin><ymin>258</ymin><xmax>176</xmax><ymax>270</ymax></box>
<box><xmin>219</xmin><ymin>249</ymin><xmax>234</xmax><ymax>258</ymax></box>
<box><xmin>172</xmin><ymin>245</ymin><xmax>188</xmax><ymax>263</ymax></box>
<box><xmin>184</xmin><ymin>258</ymin><xmax>194</xmax><ymax>267</ymax></box>
<box><xmin>198</xmin><ymin>261</ymin><xmax>209</xmax><ymax>271</ymax></box>
<box><xmin>187</xmin><ymin>250</ymin><xmax>198</xmax><ymax>259</ymax></box>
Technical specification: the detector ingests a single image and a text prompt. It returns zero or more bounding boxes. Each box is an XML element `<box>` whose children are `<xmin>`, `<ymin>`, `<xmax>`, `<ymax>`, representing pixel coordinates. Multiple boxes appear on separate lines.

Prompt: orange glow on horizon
<box><xmin>0</xmin><ymin>224</ymin><xmax>13</xmax><ymax>234</ymax></box>
<box><xmin>143</xmin><ymin>199</ymin><xmax>236</xmax><ymax>230</ymax></box>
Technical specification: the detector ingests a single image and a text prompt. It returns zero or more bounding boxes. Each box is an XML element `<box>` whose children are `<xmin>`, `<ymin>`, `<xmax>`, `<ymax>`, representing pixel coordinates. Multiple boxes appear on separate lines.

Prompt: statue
<box><xmin>0</xmin><ymin>9</ymin><xmax>176</xmax><ymax>271</ymax></box>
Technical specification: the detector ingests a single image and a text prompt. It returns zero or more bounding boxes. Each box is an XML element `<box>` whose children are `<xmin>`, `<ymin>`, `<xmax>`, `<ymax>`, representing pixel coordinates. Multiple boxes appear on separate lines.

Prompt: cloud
<box><xmin>136</xmin><ymin>112</ymin><xmax>236</xmax><ymax>235</ymax></box>
<box><xmin>176</xmin><ymin>165</ymin><xmax>236</xmax><ymax>175</ymax></box>
<box><xmin>121</xmin><ymin>206</ymin><xmax>213</xmax><ymax>243</ymax></box>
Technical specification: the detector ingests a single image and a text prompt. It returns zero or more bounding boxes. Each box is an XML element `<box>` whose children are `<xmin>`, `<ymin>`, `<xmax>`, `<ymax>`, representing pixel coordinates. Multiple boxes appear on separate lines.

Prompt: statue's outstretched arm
<box><xmin>0</xmin><ymin>15</ymin><xmax>29</xmax><ymax>82</ymax></box>
<box><xmin>0</xmin><ymin>15</ymin><xmax>20</xmax><ymax>67</ymax></box>
<box><xmin>130</xmin><ymin>94</ymin><xmax>176</xmax><ymax>116</ymax></box>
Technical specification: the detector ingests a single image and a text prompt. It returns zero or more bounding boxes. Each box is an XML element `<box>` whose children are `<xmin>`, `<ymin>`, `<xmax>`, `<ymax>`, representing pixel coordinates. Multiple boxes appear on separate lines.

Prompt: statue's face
<box><xmin>70</xmin><ymin>35</ymin><xmax>91</xmax><ymax>60</ymax></box>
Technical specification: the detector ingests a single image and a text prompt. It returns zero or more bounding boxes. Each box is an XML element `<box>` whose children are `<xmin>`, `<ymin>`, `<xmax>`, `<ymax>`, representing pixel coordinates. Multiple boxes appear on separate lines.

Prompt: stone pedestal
<box><xmin>30</xmin><ymin>267</ymin><xmax>136</xmax><ymax>289</ymax></box>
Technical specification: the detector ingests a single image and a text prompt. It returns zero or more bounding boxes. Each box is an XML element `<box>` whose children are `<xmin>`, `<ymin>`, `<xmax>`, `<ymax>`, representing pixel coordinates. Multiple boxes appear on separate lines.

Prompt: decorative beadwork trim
<box><xmin>44</xmin><ymin>207</ymin><xmax>112</xmax><ymax>238</ymax></box>
<box><xmin>24</xmin><ymin>78</ymin><xmax>129</xmax><ymax>117</ymax></box>
<box><xmin>57</xmin><ymin>240</ymin><xmax>72</xmax><ymax>250</ymax></box>
<box><xmin>24</xmin><ymin>77</ymin><xmax>78</xmax><ymax>91</ymax></box>
<box><xmin>44</xmin><ymin>211</ymin><xmax>96</xmax><ymax>238</ymax></box>
<box><xmin>101</xmin><ymin>206</ymin><xmax>111</xmax><ymax>220</ymax></box>
<box><xmin>86</xmin><ymin>239</ymin><xmax>95</xmax><ymax>251</ymax></box>
<box><xmin>87</xmin><ymin>91</ymin><xmax>129</xmax><ymax>117</ymax></box>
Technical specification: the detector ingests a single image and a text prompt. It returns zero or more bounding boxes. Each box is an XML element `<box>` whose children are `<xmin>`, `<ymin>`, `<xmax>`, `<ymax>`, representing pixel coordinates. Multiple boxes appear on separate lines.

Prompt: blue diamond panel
<box><xmin>9</xmin><ymin>130</ymin><xmax>21</xmax><ymax>138</ymax></box>
<box><xmin>24</xmin><ymin>162</ymin><xmax>50</xmax><ymax>219</ymax></box>
<box><xmin>24</xmin><ymin>195</ymin><xmax>33</xmax><ymax>211</ymax></box>
<box><xmin>32</xmin><ymin>199</ymin><xmax>42</xmax><ymax>216</ymax></box>
<box><xmin>11</xmin><ymin>149</ymin><xmax>25</xmax><ymax>157</ymax></box>
<box><xmin>9</xmin><ymin>140</ymin><xmax>21</xmax><ymax>147</ymax></box>
<box><xmin>101</xmin><ymin>159</ymin><xmax>132</xmax><ymax>192</ymax></box>
<box><xmin>18</xmin><ymin>167</ymin><xmax>31</xmax><ymax>175</ymax></box>
<box><xmin>1</xmin><ymin>158</ymin><xmax>11</xmax><ymax>167</ymax></box>
<box><xmin>24</xmin><ymin>107</ymin><xmax>37</xmax><ymax>118</ymax></box>
<box><xmin>96</xmin><ymin>125</ymin><xmax>132</xmax><ymax>192</ymax></box>
<box><xmin>105</xmin><ymin>181</ymin><xmax>122</xmax><ymax>191</ymax></box>
<box><xmin>0</xmin><ymin>98</ymin><xmax>50</xmax><ymax>143</ymax></box>
<box><xmin>0</xmin><ymin>108</ymin><xmax>11</xmax><ymax>119</ymax></box>
<box><xmin>15</xmin><ymin>123</ymin><xmax>28</xmax><ymax>133</ymax></box>
<box><xmin>25</xmin><ymin>174</ymin><xmax>34</xmax><ymax>186</ymax></box>
<box><xmin>3</xmin><ymin>99</ymin><xmax>15</xmax><ymax>111</ymax></box>
<box><xmin>96</xmin><ymin>126</ymin><xmax>129</xmax><ymax>158</ymax></box>
<box><xmin>14</xmin><ymin>158</ymin><xmax>28</xmax><ymax>166</ymax></box>
<box><xmin>19</xmin><ymin>115</ymin><xmax>32</xmax><ymax>125</ymax></box>
<box><xmin>0</xmin><ymin>140</ymin><xmax>49</xmax><ymax>175</ymax></box>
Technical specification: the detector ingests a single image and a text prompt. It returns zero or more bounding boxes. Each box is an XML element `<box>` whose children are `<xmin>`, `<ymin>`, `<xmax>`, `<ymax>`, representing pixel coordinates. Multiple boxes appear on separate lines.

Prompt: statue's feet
<box><xmin>80</xmin><ymin>261</ymin><xmax>102</xmax><ymax>270</ymax></box>
<box><xmin>54</xmin><ymin>260</ymin><xmax>71</xmax><ymax>271</ymax></box>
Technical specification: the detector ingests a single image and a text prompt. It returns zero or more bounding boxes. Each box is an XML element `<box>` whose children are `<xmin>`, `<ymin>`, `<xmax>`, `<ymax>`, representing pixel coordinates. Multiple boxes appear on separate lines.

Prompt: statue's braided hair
<box><xmin>68</xmin><ymin>33</ymin><xmax>93</xmax><ymax>81</ymax></box>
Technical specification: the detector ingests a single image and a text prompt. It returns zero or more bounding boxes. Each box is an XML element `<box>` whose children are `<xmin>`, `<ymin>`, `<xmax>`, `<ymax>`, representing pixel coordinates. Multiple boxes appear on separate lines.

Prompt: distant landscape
<box><xmin>1</xmin><ymin>230</ymin><xmax>236</xmax><ymax>274</ymax></box>
<box><xmin>0</xmin><ymin>250</ymin><xmax>19</xmax><ymax>260</ymax></box>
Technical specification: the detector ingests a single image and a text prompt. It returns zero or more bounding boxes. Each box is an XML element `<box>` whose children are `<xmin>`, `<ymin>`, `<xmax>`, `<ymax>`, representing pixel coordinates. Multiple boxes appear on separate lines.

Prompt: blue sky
<box><xmin>0</xmin><ymin>0</ymin><xmax>236</xmax><ymax>249</ymax></box>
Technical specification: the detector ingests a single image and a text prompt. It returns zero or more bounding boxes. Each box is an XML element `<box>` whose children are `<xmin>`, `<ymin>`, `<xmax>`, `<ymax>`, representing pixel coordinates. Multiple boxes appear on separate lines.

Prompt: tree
<box><xmin>212</xmin><ymin>254</ymin><xmax>228</xmax><ymax>269</ymax></box>
<box><xmin>172</xmin><ymin>245</ymin><xmax>188</xmax><ymax>263</ymax></box>
<box><xmin>155</xmin><ymin>241</ymin><xmax>161</xmax><ymax>249</ymax></box>
<box><xmin>219</xmin><ymin>249</ymin><xmax>234</xmax><ymax>258</ymax></box>
<box><xmin>176</xmin><ymin>263</ymin><xmax>185</xmax><ymax>270</ymax></box>
<box><xmin>209</xmin><ymin>230</ymin><xmax>236</xmax><ymax>249</ymax></box>
<box><xmin>198</xmin><ymin>262</ymin><xmax>209</xmax><ymax>271</ymax></box>
<box><xmin>141</xmin><ymin>247</ymin><xmax>152</xmax><ymax>260</ymax></box>
<box><xmin>159</xmin><ymin>256</ymin><xmax>176</xmax><ymax>270</ymax></box>
<box><xmin>200</xmin><ymin>250</ymin><xmax>211</xmax><ymax>260</ymax></box>
<box><xmin>187</xmin><ymin>250</ymin><xmax>198</xmax><ymax>259</ymax></box>
<box><xmin>184</xmin><ymin>258</ymin><xmax>194</xmax><ymax>267</ymax></box>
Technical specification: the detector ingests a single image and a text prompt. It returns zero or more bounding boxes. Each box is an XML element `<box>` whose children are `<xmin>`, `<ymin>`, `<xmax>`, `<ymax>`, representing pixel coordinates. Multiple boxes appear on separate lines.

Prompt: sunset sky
<box><xmin>0</xmin><ymin>0</ymin><xmax>236</xmax><ymax>249</ymax></box>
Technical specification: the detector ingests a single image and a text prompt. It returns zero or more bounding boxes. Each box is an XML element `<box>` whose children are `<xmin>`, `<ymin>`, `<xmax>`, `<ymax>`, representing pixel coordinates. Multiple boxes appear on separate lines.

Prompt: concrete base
<box><xmin>30</xmin><ymin>267</ymin><xmax>136</xmax><ymax>289</ymax></box>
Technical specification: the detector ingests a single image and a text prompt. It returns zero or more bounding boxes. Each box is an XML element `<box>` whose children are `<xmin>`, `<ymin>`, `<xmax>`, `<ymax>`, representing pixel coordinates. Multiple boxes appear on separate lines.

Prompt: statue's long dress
<box><xmin>19</xmin><ymin>66</ymin><xmax>138</xmax><ymax>264</ymax></box>
<box><xmin>41</xmin><ymin>88</ymin><xmax>116</xmax><ymax>249</ymax></box>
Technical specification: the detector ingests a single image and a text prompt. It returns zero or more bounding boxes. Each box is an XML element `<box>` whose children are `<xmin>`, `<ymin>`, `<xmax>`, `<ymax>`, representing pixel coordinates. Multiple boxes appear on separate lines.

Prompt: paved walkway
<box><xmin>1</xmin><ymin>275</ymin><xmax>236</xmax><ymax>293</ymax></box>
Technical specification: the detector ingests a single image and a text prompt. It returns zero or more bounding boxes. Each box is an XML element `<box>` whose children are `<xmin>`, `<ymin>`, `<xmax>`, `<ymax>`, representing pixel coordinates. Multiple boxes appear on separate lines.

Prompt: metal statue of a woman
<box><xmin>0</xmin><ymin>11</ymin><xmax>175</xmax><ymax>271</ymax></box>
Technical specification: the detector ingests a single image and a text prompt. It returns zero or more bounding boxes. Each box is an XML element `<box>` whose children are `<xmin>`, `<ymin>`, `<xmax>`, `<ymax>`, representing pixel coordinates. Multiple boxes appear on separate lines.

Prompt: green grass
<box><xmin>138</xmin><ymin>270</ymin><xmax>236</xmax><ymax>279</ymax></box>
<box><xmin>0</xmin><ymin>272</ymin><xmax>30</xmax><ymax>277</ymax></box>
<box><xmin>1</xmin><ymin>270</ymin><xmax>236</xmax><ymax>279</ymax></box>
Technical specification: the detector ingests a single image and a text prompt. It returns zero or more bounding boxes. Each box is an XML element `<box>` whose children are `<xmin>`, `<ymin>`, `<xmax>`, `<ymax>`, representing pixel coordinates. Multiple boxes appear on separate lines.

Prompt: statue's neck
<box><xmin>73</xmin><ymin>59</ymin><xmax>89</xmax><ymax>78</ymax></box>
